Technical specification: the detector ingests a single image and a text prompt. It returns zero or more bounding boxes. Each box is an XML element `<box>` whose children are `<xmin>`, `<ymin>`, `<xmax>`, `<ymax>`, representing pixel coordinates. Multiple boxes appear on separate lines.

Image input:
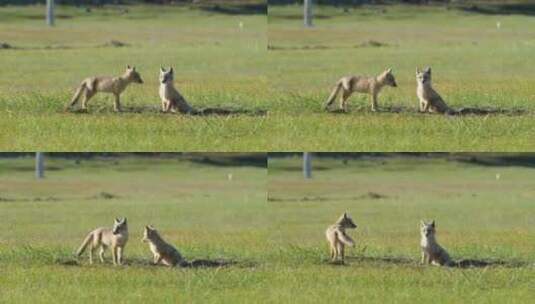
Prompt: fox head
<box><xmin>142</xmin><ymin>225</ymin><xmax>158</xmax><ymax>242</ymax></box>
<box><xmin>379</xmin><ymin>68</ymin><xmax>397</xmax><ymax>87</ymax></box>
<box><xmin>336</xmin><ymin>212</ymin><xmax>357</xmax><ymax>229</ymax></box>
<box><xmin>159</xmin><ymin>67</ymin><xmax>174</xmax><ymax>84</ymax></box>
<box><xmin>125</xmin><ymin>65</ymin><xmax>143</xmax><ymax>84</ymax></box>
<box><xmin>420</xmin><ymin>220</ymin><xmax>436</xmax><ymax>238</ymax></box>
<box><xmin>416</xmin><ymin>67</ymin><xmax>432</xmax><ymax>85</ymax></box>
<box><xmin>112</xmin><ymin>217</ymin><xmax>128</xmax><ymax>234</ymax></box>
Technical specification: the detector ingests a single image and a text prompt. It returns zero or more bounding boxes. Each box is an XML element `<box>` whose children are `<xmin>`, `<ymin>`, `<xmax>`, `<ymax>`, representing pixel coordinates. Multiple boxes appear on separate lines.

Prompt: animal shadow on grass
<box><xmin>57</xmin><ymin>256</ymin><xmax>247</xmax><ymax>269</ymax></box>
<box><xmin>67</xmin><ymin>105</ymin><xmax>267</xmax><ymax>117</ymax></box>
<box><xmin>328</xmin><ymin>255</ymin><xmax>528</xmax><ymax>269</ymax></box>
<box><xmin>327</xmin><ymin>105</ymin><xmax>527</xmax><ymax>116</ymax></box>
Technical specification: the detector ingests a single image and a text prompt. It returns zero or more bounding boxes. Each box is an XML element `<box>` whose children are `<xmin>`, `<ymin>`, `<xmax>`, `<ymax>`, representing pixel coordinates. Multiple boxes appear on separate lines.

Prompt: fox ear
<box><xmin>126</xmin><ymin>65</ymin><xmax>131</xmax><ymax>70</ymax></box>
<box><xmin>420</xmin><ymin>220</ymin><xmax>425</xmax><ymax>226</ymax></box>
<box><xmin>430</xmin><ymin>220</ymin><xmax>435</xmax><ymax>227</ymax></box>
<box><xmin>416</xmin><ymin>67</ymin><xmax>420</xmax><ymax>74</ymax></box>
<box><xmin>425</xmin><ymin>67</ymin><xmax>431</xmax><ymax>73</ymax></box>
<box><xmin>123</xmin><ymin>217</ymin><xmax>127</xmax><ymax>223</ymax></box>
<box><xmin>169</xmin><ymin>67</ymin><xmax>174</xmax><ymax>73</ymax></box>
<box><xmin>386</xmin><ymin>67</ymin><xmax>392</xmax><ymax>73</ymax></box>
<box><xmin>343</xmin><ymin>212</ymin><xmax>348</xmax><ymax>218</ymax></box>
<box><xmin>132</xmin><ymin>66</ymin><xmax>136</xmax><ymax>71</ymax></box>
<box><xmin>160</xmin><ymin>66</ymin><xmax>166</xmax><ymax>72</ymax></box>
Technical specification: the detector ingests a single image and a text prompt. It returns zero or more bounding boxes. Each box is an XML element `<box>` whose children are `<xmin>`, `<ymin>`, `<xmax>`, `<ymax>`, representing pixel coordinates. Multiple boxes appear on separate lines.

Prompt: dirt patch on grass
<box><xmin>67</xmin><ymin>105</ymin><xmax>267</xmax><ymax>117</ymax></box>
<box><xmin>0</xmin><ymin>192</ymin><xmax>120</xmax><ymax>203</ymax></box>
<box><xmin>100</xmin><ymin>40</ymin><xmax>130</xmax><ymax>48</ymax></box>
<box><xmin>267</xmin><ymin>192</ymin><xmax>390</xmax><ymax>203</ymax></box>
<box><xmin>57</xmin><ymin>256</ymin><xmax>248</xmax><ymax>269</ymax></box>
<box><xmin>326</xmin><ymin>105</ymin><xmax>529</xmax><ymax>116</ymax></box>
<box><xmin>268</xmin><ymin>40</ymin><xmax>393</xmax><ymax>51</ymax></box>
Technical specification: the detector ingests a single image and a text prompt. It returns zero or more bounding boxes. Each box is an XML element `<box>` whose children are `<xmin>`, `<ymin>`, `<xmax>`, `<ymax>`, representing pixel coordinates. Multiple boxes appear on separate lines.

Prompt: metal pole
<box><xmin>303</xmin><ymin>152</ymin><xmax>312</xmax><ymax>179</ymax></box>
<box><xmin>46</xmin><ymin>0</ymin><xmax>55</xmax><ymax>27</ymax></box>
<box><xmin>36</xmin><ymin>152</ymin><xmax>44</xmax><ymax>179</ymax></box>
<box><xmin>304</xmin><ymin>0</ymin><xmax>313</xmax><ymax>28</ymax></box>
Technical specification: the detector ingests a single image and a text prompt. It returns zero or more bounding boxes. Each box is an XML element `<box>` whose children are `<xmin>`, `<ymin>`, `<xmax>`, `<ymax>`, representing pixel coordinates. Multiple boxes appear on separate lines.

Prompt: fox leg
<box><xmin>371</xmin><ymin>92</ymin><xmax>378</xmax><ymax>112</ymax></box>
<box><xmin>88</xmin><ymin>245</ymin><xmax>94</xmax><ymax>265</ymax></box>
<box><xmin>111</xmin><ymin>246</ymin><xmax>117</xmax><ymax>265</ymax></box>
<box><xmin>330</xmin><ymin>244</ymin><xmax>336</xmax><ymax>261</ymax></box>
<box><xmin>421</xmin><ymin>251</ymin><xmax>427</xmax><ymax>264</ymax></box>
<box><xmin>113</xmin><ymin>93</ymin><xmax>122</xmax><ymax>112</ymax></box>
<box><xmin>99</xmin><ymin>245</ymin><xmax>106</xmax><ymax>263</ymax></box>
<box><xmin>81</xmin><ymin>89</ymin><xmax>95</xmax><ymax>110</ymax></box>
<box><xmin>165</xmin><ymin>100</ymin><xmax>173</xmax><ymax>113</ymax></box>
<box><xmin>340</xmin><ymin>90</ymin><xmax>351</xmax><ymax>112</ymax></box>
<box><xmin>336</xmin><ymin>242</ymin><xmax>344</xmax><ymax>262</ymax></box>
<box><xmin>161</xmin><ymin>100</ymin><xmax>168</xmax><ymax>112</ymax></box>
<box><xmin>153</xmin><ymin>253</ymin><xmax>162</xmax><ymax>265</ymax></box>
<box><xmin>116</xmin><ymin>246</ymin><xmax>123</xmax><ymax>265</ymax></box>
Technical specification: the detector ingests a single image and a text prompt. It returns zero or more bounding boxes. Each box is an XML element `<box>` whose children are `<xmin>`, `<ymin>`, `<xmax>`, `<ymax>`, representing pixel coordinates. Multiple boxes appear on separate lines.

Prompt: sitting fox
<box><xmin>416</xmin><ymin>67</ymin><xmax>454</xmax><ymax>114</ymax></box>
<box><xmin>324</xmin><ymin>68</ymin><xmax>397</xmax><ymax>112</ymax></box>
<box><xmin>142</xmin><ymin>225</ymin><xmax>187</xmax><ymax>267</ymax></box>
<box><xmin>325</xmin><ymin>212</ymin><xmax>357</xmax><ymax>262</ymax></box>
<box><xmin>76</xmin><ymin>217</ymin><xmax>129</xmax><ymax>265</ymax></box>
<box><xmin>420</xmin><ymin>220</ymin><xmax>454</xmax><ymax>266</ymax></box>
<box><xmin>67</xmin><ymin>65</ymin><xmax>143</xmax><ymax>112</ymax></box>
<box><xmin>159</xmin><ymin>67</ymin><xmax>195</xmax><ymax>114</ymax></box>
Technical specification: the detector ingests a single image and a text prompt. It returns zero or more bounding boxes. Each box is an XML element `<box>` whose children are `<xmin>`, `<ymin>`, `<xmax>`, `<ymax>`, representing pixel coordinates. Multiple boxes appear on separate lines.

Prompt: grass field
<box><xmin>0</xmin><ymin>3</ymin><xmax>268</xmax><ymax>151</ymax></box>
<box><xmin>268</xmin><ymin>4</ymin><xmax>535</xmax><ymax>150</ymax></box>
<box><xmin>0</xmin><ymin>155</ymin><xmax>272</xmax><ymax>302</ymax></box>
<box><xmin>267</xmin><ymin>155</ymin><xmax>535</xmax><ymax>302</ymax></box>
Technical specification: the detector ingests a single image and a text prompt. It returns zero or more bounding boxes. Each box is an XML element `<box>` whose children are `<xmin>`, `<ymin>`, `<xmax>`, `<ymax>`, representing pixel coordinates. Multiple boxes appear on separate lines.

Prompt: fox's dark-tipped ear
<box><xmin>115</xmin><ymin>217</ymin><xmax>120</xmax><ymax>222</ymax></box>
<box><xmin>430</xmin><ymin>220</ymin><xmax>435</xmax><ymax>227</ymax></box>
<box><xmin>343</xmin><ymin>212</ymin><xmax>348</xmax><ymax>218</ymax></box>
<box><xmin>387</xmin><ymin>67</ymin><xmax>392</xmax><ymax>73</ymax></box>
<box><xmin>169</xmin><ymin>67</ymin><xmax>174</xmax><ymax>73</ymax></box>
<box><xmin>416</xmin><ymin>67</ymin><xmax>420</xmax><ymax>74</ymax></box>
<box><xmin>160</xmin><ymin>66</ymin><xmax>166</xmax><ymax>73</ymax></box>
<box><xmin>126</xmin><ymin>65</ymin><xmax>131</xmax><ymax>70</ymax></box>
<box><xmin>425</xmin><ymin>67</ymin><xmax>431</xmax><ymax>73</ymax></box>
<box><xmin>123</xmin><ymin>217</ymin><xmax>127</xmax><ymax>223</ymax></box>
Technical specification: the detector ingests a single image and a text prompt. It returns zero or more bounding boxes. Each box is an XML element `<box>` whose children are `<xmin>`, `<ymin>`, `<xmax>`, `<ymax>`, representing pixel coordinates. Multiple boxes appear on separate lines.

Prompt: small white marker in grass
<box><xmin>496</xmin><ymin>21</ymin><xmax>501</xmax><ymax>30</ymax></box>
<box><xmin>228</xmin><ymin>173</ymin><xmax>233</xmax><ymax>181</ymax></box>
<box><xmin>496</xmin><ymin>173</ymin><xmax>501</xmax><ymax>180</ymax></box>
<box><xmin>239</xmin><ymin>21</ymin><xmax>244</xmax><ymax>30</ymax></box>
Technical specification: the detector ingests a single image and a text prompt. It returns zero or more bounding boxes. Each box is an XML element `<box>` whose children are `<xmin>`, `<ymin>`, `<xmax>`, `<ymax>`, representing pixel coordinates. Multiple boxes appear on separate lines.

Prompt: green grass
<box><xmin>267</xmin><ymin>155</ymin><xmax>535</xmax><ymax>303</ymax></box>
<box><xmin>0</xmin><ymin>156</ymin><xmax>272</xmax><ymax>303</ymax></box>
<box><xmin>0</xmin><ymin>4</ymin><xmax>269</xmax><ymax>151</ymax></box>
<box><xmin>267</xmin><ymin>4</ymin><xmax>535</xmax><ymax>150</ymax></box>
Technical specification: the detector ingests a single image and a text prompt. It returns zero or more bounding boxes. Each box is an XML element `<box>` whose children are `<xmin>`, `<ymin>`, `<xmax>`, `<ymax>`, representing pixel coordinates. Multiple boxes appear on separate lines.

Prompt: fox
<box><xmin>420</xmin><ymin>220</ymin><xmax>454</xmax><ymax>267</ymax></box>
<box><xmin>142</xmin><ymin>225</ymin><xmax>187</xmax><ymax>267</ymax></box>
<box><xmin>416</xmin><ymin>67</ymin><xmax>454</xmax><ymax>114</ymax></box>
<box><xmin>67</xmin><ymin>65</ymin><xmax>143</xmax><ymax>112</ymax></box>
<box><xmin>159</xmin><ymin>67</ymin><xmax>195</xmax><ymax>114</ymax></box>
<box><xmin>324</xmin><ymin>68</ymin><xmax>397</xmax><ymax>112</ymax></box>
<box><xmin>76</xmin><ymin>217</ymin><xmax>129</xmax><ymax>265</ymax></box>
<box><xmin>325</xmin><ymin>212</ymin><xmax>357</xmax><ymax>262</ymax></box>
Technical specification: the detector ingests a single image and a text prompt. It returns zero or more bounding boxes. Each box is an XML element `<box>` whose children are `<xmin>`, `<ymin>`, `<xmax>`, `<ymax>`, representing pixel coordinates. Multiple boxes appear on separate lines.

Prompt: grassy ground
<box><xmin>267</xmin><ymin>155</ymin><xmax>535</xmax><ymax>303</ymax></box>
<box><xmin>0</xmin><ymin>155</ymin><xmax>272</xmax><ymax>303</ymax></box>
<box><xmin>268</xmin><ymin>4</ymin><xmax>535</xmax><ymax>150</ymax></box>
<box><xmin>0</xmin><ymin>4</ymin><xmax>268</xmax><ymax>151</ymax></box>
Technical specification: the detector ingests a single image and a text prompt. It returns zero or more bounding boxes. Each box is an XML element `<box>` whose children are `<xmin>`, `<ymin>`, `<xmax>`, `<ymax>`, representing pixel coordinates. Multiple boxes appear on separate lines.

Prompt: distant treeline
<box><xmin>270</xmin><ymin>153</ymin><xmax>535</xmax><ymax>167</ymax></box>
<box><xmin>0</xmin><ymin>153</ymin><xmax>267</xmax><ymax>167</ymax></box>
<box><xmin>267</xmin><ymin>0</ymin><xmax>528</xmax><ymax>5</ymax></box>
<box><xmin>0</xmin><ymin>0</ymin><xmax>259</xmax><ymax>5</ymax></box>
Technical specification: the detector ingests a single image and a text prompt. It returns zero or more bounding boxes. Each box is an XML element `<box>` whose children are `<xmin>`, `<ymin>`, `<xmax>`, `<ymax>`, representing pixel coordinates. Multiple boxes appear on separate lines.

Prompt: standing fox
<box><xmin>142</xmin><ymin>225</ymin><xmax>186</xmax><ymax>267</ymax></box>
<box><xmin>76</xmin><ymin>217</ymin><xmax>129</xmax><ymax>265</ymax></box>
<box><xmin>159</xmin><ymin>67</ymin><xmax>195</xmax><ymax>114</ymax></box>
<box><xmin>416</xmin><ymin>67</ymin><xmax>454</xmax><ymax>114</ymax></box>
<box><xmin>67</xmin><ymin>65</ymin><xmax>143</xmax><ymax>112</ymax></box>
<box><xmin>325</xmin><ymin>212</ymin><xmax>357</xmax><ymax>262</ymax></box>
<box><xmin>324</xmin><ymin>68</ymin><xmax>397</xmax><ymax>112</ymax></box>
<box><xmin>420</xmin><ymin>220</ymin><xmax>454</xmax><ymax>267</ymax></box>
